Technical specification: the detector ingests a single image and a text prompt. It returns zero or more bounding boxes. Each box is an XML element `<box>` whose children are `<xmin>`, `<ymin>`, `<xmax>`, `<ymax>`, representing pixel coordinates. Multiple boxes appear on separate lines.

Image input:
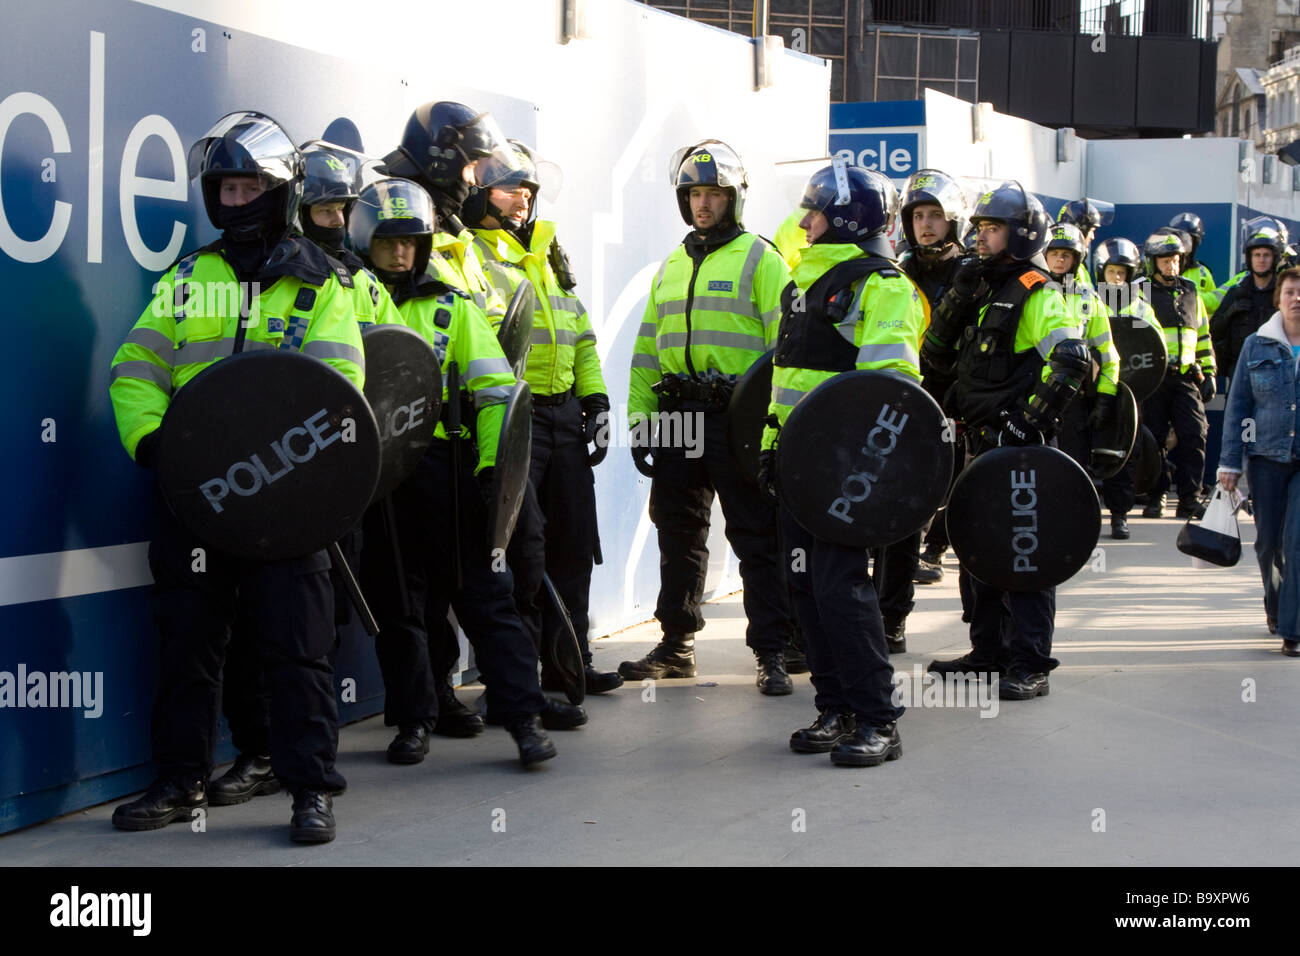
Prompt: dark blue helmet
<box><xmin>300</xmin><ymin>140</ymin><xmax>365</xmax><ymax>208</ymax></box>
<box><xmin>1169</xmin><ymin>211</ymin><xmax>1204</xmax><ymax>258</ymax></box>
<box><xmin>187</xmin><ymin>111</ymin><xmax>302</xmax><ymax>237</ymax></box>
<box><xmin>1057</xmin><ymin>197</ymin><xmax>1114</xmax><ymax>234</ymax></box>
<box><xmin>799</xmin><ymin>161</ymin><xmax>897</xmax><ymax>256</ymax></box>
<box><xmin>380</xmin><ymin>101</ymin><xmax>511</xmax><ymax>190</ymax></box>
<box><xmin>349</xmin><ymin>178</ymin><xmax>436</xmax><ymax>277</ymax></box>
<box><xmin>900</xmin><ymin>168</ymin><xmax>968</xmax><ymax>254</ymax></box>
<box><xmin>1242</xmin><ymin>216</ymin><xmax>1285</xmax><ymax>271</ymax></box>
<box><xmin>1046</xmin><ymin>222</ymin><xmax>1087</xmax><ymax>269</ymax></box>
<box><xmin>972</xmin><ymin>181</ymin><xmax>1051</xmax><ymax>261</ymax></box>
<box><xmin>1093</xmin><ymin>237</ymin><xmax>1141</xmax><ymax>283</ymax></box>
<box><xmin>670</xmin><ymin>140</ymin><xmax>747</xmax><ymax>227</ymax></box>
<box><xmin>463</xmin><ymin>140</ymin><xmax>542</xmax><ymax>229</ymax></box>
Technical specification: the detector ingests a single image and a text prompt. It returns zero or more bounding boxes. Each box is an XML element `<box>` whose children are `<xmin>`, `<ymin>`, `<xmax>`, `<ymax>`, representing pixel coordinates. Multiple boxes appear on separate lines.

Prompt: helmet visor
<box><xmin>669</xmin><ymin>140</ymin><xmax>745</xmax><ymax>189</ymax></box>
<box><xmin>355</xmin><ymin>179</ymin><xmax>436</xmax><ymax>235</ymax></box>
<box><xmin>300</xmin><ymin>140</ymin><xmax>367</xmax><ymax>203</ymax></box>
<box><xmin>463</xmin><ymin>113</ymin><xmax>522</xmax><ymax>185</ymax></box>
<box><xmin>187</xmin><ymin>111</ymin><xmax>298</xmax><ymax>187</ymax></box>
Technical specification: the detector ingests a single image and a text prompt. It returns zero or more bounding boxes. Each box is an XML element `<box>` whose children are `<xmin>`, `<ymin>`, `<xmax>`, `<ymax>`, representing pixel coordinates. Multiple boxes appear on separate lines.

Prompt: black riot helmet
<box><xmin>462</xmin><ymin>140</ymin><xmax>562</xmax><ymax>233</ymax></box>
<box><xmin>1169</xmin><ymin>211</ymin><xmax>1205</xmax><ymax>259</ymax></box>
<box><xmin>297</xmin><ymin>140</ymin><xmax>366</xmax><ymax>250</ymax></box>
<box><xmin>899</xmin><ymin>168</ymin><xmax>967</xmax><ymax>255</ymax></box>
<box><xmin>670</xmin><ymin>140</ymin><xmax>748</xmax><ymax>228</ymax></box>
<box><xmin>1045</xmin><ymin>222</ymin><xmax>1087</xmax><ymax>276</ymax></box>
<box><xmin>1241</xmin><ymin>217</ymin><xmax>1285</xmax><ymax>273</ymax></box>
<box><xmin>798</xmin><ymin>160</ymin><xmax>897</xmax><ymax>258</ymax></box>
<box><xmin>1093</xmin><ymin>237</ymin><xmax>1142</xmax><ymax>284</ymax></box>
<box><xmin>970</xmin><ymin>181</ymin><xmax>1051</xmax><ymax>262</ymax></box>
<box><xmin>1057</xmin><ymin>197</ymin><xmax>1114</xmax><ymax>236</ymax></box>
<box><xmin>1143</xmin><ymin>230</ymin><xmax>1186</xmax><ymax>276</ymax></box>
<box><xmin>187</xmin><ymin>111</ymin><xmax>303</xmax><ymax>240</ymax></box>
<box><xmin>348</xmin><ymin>178</ymin><xmax>436</xmax><ymax>282</ymax></box>
<box><xmin>381</xmin><ymin>101</ymin><xmax>514</xmax><ymax>193</ymax></box>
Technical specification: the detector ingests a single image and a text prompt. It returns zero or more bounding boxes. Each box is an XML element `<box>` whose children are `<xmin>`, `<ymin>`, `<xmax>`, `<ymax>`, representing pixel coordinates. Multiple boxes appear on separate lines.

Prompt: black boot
<box><xmin>884</xmin><ymin>619</ymin><xmax>907</xmax><ymax>654</ymax></box>
<box><xmin>783</xmin><ymin>644</ymin><xmax>809</xmax><ymax>675</ymax></box>
<box><xmin>1175</xmin><ymin>495</ymin><xmax>1205</xmax><ymax>519</ymax></box>
<box><xmin>618</xmin><ymin>634</ymin><xmax>696</xmax><ymax>679</ymax></box>
<box><xmin>1110</xmin><ymin>514</ymin><xmax>1130</xmax><ymax>539</ymax></box>
<box><xmin>1142</xmin><ymin>493</ymin><xmax>1165</xmax><ymax>518</ymax></box>
<box><xmin>112</xmin><ymin>778</ymin><xmax>206</xmax><ymax>831</ymax></box>
<box><xmin>789</xmin><ymin>711</ymin><xmax>856</xmax><ymax>753</ymax></box>
<box><xmin>755</xmin><ymin>651</ymin><xmax>793</xmax><ymax>695</ymax></box>
<box><xmin>289</xmin><ymin>790</ymin><xmax>335</xmax><ymax>844</ymax></box>
<box><xmin>998</xmin><ymin>671</ymin><xmax>1050</xmax><ymax>700</ymax></box>
<box><xmin>584</xmin><ymin>666</ymin><xmax>624</xmax><ymax>693</ymax></box>
<box><xmin>830</xmin><ymin>722</ymin><xmax>902</xmax><ymax>767</ymax></box>
<box><xmin>507</xmin><ymin>716</ymin><xmax>557</xmax><ymax>767</ymax></box>
<box><xmin>927</xmin><ymin>653</ymin><xmax>999</xmax><ymax>678</ymax></box>
<box><xmin>434</xmin><ymin>675</ymin><xmax>485</xmax><ymax>737</ymax></box>
<box><xmin>540</xmin><ymin>697</ymin><xmax>588</xmax><ymax>730</ymax></box>
<box><xmin>914</xmin><ymin>547</ymin><xmax>944</xmax><ymax>584</ymax></box>
<box><xmin>208</xmin><ymin>754</ymin><xmax>280</xmax><ymax>806</ymax></box>
<box><xmin>386</xmin><ymin>724</ymin><xmax>431</xmax><ymax>764</ymax></box>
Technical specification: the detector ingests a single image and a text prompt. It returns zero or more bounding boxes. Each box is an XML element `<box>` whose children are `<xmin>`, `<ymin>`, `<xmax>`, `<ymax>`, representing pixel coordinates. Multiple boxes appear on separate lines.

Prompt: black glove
<box><xmin>950</xmin><ymin>255</ymin><xmax>987</xmax><ymax>299</ymax></box>
<box><xmin>475</xmin><ymin>466</ymin><xmax>496</xmax><ymax>506</ymax></box>
<box><xmin>134</xmin><ymin>430</ymin><xmax>160</xmax><ymax>469</ymax></box>
<box><xmin>1198</xmin><ymin>374</ymin><xmax>1216</xmax><ymax>403</ymax></box>
<box><xmin>999</xmin><ymin>406</ymin><xmax>1044</xmax><ymax>447</ymax></box>
<box><xmin>756</xmin><ymin>449</ymin><xmax>778</xmax><ymax>502</ymax></box>
<box><xmin>1088</xmin><ymin>393</ymin><xmax>1117</xmax><ymax>432</ymax></box>
<box><xmin>580</xmin><ymin>392</ymin><xmax>610</xmax><ymax>445</ymax></box>
<box><xmin>631</xmin><ymin>443</ymin><xmax>655</xmax><ymax>478</ymax></box>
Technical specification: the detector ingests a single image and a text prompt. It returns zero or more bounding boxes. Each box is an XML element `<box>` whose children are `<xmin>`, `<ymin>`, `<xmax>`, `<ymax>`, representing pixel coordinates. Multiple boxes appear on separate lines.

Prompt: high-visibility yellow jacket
<box><xmin>761</xmin><ymin>243</ymin><xmax>925</xmax><ymax>451</ymax></box>
<box><xmin>109</xmin><ymin>239</ymin><xmax>364</xmax><ymax>462</ymax></box>
<box><xmin>630</xmin><ymin>229</ymin><xmax>790</xmax><ymax>424</ymax></box>
<box><xmin>1052</xmin><ymin>276</ymin><xmax>1120</xmax><ymax>396</ymax></box>
<box><xmin>1182</xmin><ymin>260</ymin><xmax>1219</xmax><ymax>316</ymax></box>
<box><xmin>1135</xmin><ymin>276</ymin><xmax>1215</xmax><ymax>376</ymax></box>
<box><xmin>470</xmin><ymin>220</ymin><xmax>606</xmax><ymax>399</ymax></box>
<box><xmin>390</xmin><ymin>275</ymin><xmax>515</xmax><ymax>470</ymax></box>
<box><xmin>430</xmin><ymin>227</ymin><xmax>507</xmax><ymax>324</ymax></box>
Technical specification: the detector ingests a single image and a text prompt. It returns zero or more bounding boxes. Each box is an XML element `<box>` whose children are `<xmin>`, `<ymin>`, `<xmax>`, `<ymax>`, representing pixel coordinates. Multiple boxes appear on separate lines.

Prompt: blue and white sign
<box><xmin>829</xmin><ymin>131</ymin><xmax>920</xmax><ymax>179</ymax></box>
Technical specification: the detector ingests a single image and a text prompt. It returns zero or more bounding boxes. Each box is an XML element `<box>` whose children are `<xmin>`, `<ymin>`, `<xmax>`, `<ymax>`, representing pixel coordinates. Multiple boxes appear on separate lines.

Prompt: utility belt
<box><xmin>652</xmin><ymin>375</ymin><xmax>734</xmax><ymax>407</ymax></box>
<box><xmin>533</xmin><ymin>388</ymin><xmax>574</xmax><ymax>407</ymax></box>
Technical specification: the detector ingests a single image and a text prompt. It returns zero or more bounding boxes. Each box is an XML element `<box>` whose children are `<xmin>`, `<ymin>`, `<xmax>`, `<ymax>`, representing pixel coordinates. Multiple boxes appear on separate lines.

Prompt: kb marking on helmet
<box><xmin>1010</xmin><ymin>470</ymin><xmax>1039</xmax><ymax>573</ymax></box>
<box><xmin>379</xmin><ymin>196</ymin><xmax>411</xmax><ymax>219</ymax></box>
<box><xmin>198</xmin><ymin>407</ymin><xmax>345</xmax><ymax>514</ymax></box>
<box><xmin>827</xmin><ymin>404</ymin><xmax>909</xmax><ymax>524</ymax></box>
<box><xmin>694</xmin><ymin>152</ymin><xmax>712</xmax><ymax>163</ymax></box>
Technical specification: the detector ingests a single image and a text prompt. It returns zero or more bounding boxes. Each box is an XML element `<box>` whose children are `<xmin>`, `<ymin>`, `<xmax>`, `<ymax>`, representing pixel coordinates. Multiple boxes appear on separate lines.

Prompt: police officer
<box><xmin>1044</xmin><ymin>224</ymin><xmax>1122</xmax><ymax>491</ymax></box>
<box><xmin>1212</xmin><ymin>220</ymin><xmax>1284</xmax><ymax>380</ymax></box>
<box><xmin>350</xmin><ymin>177</ymin><xmax>583</xmax><ymax>766</ymax></box>
<box><xmin>210</xmin><ymin>139</ymin><xmax>403</xmax><ymax>807</ymax></box>
<box><xmin>1138</xmin><ymin>231</ymin><xmax>1216</xmax><ymax>519</ymax></box>
<box><xmin>1094</xmin><ymin>237</ymin><xmax>1160</xmax><ymax>538</ymax></box>
<box><xmin>896</xmin><ymin>169</ymin><xmax>968</xmax><ymax>592</ymax></box>
<box><xmin>1170</xmin><ymin>212</ymin><xmax>1219</xmax><ymax>314</ymax></box>
<box><xmin>464</xmin><ymin>141</ymin><xmax>622</xmax><ymax>693</ymax></box>
<box><xmin>758</xmin><ymin>163</ymin><xmax>920</xmax><ymax>764</ymax></box>
<box><xmin>922</xmin><ymin>181</ymin><xmax>1085</xmax><ymax>699</ymax></box>
<box><xmin>380</xmin><ymin>102</ymin><xmax>515</xmax><ymax>736</ymax></box>
<box><xmin>109</xmin><ymin>111</ymin><xmax>360</xmax><ymax>843</ymax></box>
<box><xmin>621</xmin><ymin>140</ymin><xmax>798</xmax><ymax>694</ymax></box>
<box><xmin>1057</xmin><ymin>198</ymin><xmax>1108</xmax><ymax>288</ymax></box>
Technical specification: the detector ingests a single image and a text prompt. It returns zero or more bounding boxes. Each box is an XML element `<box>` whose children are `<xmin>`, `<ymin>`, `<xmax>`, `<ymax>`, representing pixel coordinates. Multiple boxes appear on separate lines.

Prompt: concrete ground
<box><xmin>3</xmin><ymin>512</ymin><xmax>1297</xmax><ymax>867</ymax></box>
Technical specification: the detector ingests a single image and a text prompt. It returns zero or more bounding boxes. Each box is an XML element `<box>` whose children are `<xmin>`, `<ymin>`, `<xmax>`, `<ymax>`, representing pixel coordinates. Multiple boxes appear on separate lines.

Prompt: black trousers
<box><xmin>364</xmin><ymin>438</ymin><xmax>545</xmax><ymax>727</ymax></box>
<box><xmin>147</xmin><ymin>494</ymin><xmax>344</xmax><ymax>795</ymax></box>
<box><xmin>507</xmin><ymin>395</ymin><xmax>600</xmax><ymax>664</ymax></box>
<box><xmin>876</xmin><ymin>530</ymin><xmax>921</xmax><ymax>627</ymax></box>
<box><xmin>222</xmin><ymin>524</ymin><xmax>360</xmax><ymax>758</ymax></box>
<box><xmin>781</xmin><ymin>506</ymin><xmax>902</xmax><ymax>726</ymax></box>
<box><xmin>649</xmin><ymin>404</ymin><xmax>794</xmax><ymax>653</ymax></box>
<box><xmin>1142</xmin><ymin>372</ymin><xmax>1208</xmax><ymax>500</ymax></box>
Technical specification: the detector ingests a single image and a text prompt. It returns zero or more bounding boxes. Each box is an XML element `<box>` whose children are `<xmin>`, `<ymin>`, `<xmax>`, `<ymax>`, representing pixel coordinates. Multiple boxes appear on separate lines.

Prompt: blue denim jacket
<box><xmin>1220</xmin><ymin>314</ymin><xmax>1300</xmax><ymax>470</ymax></box>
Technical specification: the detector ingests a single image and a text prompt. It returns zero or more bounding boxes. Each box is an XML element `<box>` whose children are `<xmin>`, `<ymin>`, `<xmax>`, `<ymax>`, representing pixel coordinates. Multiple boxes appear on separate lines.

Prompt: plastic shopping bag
<box><xmin>1176</xmin><ymin>484</ymin><xmax>1243</xmax><ymax>568</ymax></box>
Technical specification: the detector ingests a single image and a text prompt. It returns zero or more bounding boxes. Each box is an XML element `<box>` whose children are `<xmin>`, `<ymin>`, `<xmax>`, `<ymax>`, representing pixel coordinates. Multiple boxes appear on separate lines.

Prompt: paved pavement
<box><xmin>3</xmin><ymin>513</ymin><xmax>1297</xmax><ymax>866</ymax></box>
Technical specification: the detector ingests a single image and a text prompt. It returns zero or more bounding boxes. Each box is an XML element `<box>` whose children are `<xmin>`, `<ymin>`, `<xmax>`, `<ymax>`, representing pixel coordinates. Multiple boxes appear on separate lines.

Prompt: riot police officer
<box><xmin>759</xmin><ymin>163</ymin><xmax>922</xmax><ymax>764</ymax></box>
<box><xmin>1212</xmin><ymin>219</ymin><xmax>1285</xmax><ymax>379</ymax></box>
<box><xmin>1137</xmin><ymin>231</ymin><xmax>1215</xmax><ymax>519</ymax></box>
<box><xmin>1170</xmin><ymin>212</ymin><xmax>1219</xmax><ymax>314</ymax></box>
<box><xmin>350</xmin><ymin>178</ymin><xmax>581</xmax><ymax>767</ymax></box>
<box><xmin>464</xmin><ymin>140</ymin><xmax>622</xmax><ymax>693</ymax></box>
<box><xmin>621</xmin><ymin>140</ymin><xmax>798</xmax><ymax>694</ymax></box>
<box><xmin>1057</xmin><ymin>198</ymin><xmax>1110</xmax><ymax>288</ymax></box>
<box><xmin>109</xmin><ymin>111</ymin><xmax>361</xmax><ymax>843</ymax></box>
<box><xmin>1094</xmin><ymin>237</ymin><xmax>1161</xmax><ymax>538</ymax></box>
<box><xmin>922</xmin><ymin>182</ymin><xmax>1085</xmax><ymax>699</ymax></box>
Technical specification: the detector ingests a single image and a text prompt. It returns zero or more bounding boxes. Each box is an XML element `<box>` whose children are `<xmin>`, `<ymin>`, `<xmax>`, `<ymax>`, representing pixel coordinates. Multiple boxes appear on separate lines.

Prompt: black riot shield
<box><xmin>946</xmin><ymin>444</ymin><xmax>1101</xmax><ymax>591</ymax></box>
<box><xmin>1132</xmin><ymin>423</ymin><xmax>1164</xmax><ymax>497</ymax></box>
<box><xmin>156</xmin><ymin>350</ymin><xmax>380</xmax><ymax>561</ymax></box>
<box><xmin>726</xmin><ymin>350</ymin><xmax>774</xmax><ymax>484</ymax></box>
<box><xmin>486</xmin><ymin>382</ymin><xmax>534</xmax><ymax>552</ymax></box>
<box><xmin>775</xmin><ymin>371</ymin><xmax>952</xmax><ymax>548</ymax></box>
<box><xmin>540</xmin><ymin>573</ymin><xmax>585</xmax><ymax>705</ymax></box>
<box><xmin>1089</xmin><ymin>381</ymin><xmax>1138</xmax><ymax>480</ymax></box>
<box><xmin>361</xmin><ymin>324</ymin><xmax>441</xmax><ymax>501</ymax></box>
<box><xmin>498</xmin><ymin>282</ymin><xmax>536</xmax><ymax>379</ymax></box>
<box><xmin>1111</xmin><ymin>312</ymin><xmax>1168</xmax><ymax>402</ymax></box>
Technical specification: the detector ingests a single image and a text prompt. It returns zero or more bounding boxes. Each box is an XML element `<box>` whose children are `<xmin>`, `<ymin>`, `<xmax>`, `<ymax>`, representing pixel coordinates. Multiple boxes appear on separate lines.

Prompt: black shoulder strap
<box><xmin>981</xmin><ymin>267</ymin><xmax>1048</xmax><ymax>334</ymax></box>
<box><xmin>809</xmin><ymin>257</ymin><xmax>898</xmax><ymax>322</ymax></box>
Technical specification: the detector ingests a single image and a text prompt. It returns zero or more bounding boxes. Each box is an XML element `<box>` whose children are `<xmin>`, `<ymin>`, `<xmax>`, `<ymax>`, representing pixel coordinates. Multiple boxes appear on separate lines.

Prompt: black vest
<box><xmin>955</xmin><ymin>265</ymin><xmax>1050</xmax><ymax>428</ymax></box>
<box><xmin>775</xmin><ymin>257</ymin><xmax>897</xmax><ymax>374</ymax></box>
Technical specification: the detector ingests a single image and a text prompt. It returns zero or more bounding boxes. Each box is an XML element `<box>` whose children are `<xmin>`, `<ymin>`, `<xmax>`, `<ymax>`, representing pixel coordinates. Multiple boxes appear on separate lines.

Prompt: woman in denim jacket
<box><xmin>1218</xmin><ymin>267</ymin><xmax>1300</xmax><ymax>656</ymax></box>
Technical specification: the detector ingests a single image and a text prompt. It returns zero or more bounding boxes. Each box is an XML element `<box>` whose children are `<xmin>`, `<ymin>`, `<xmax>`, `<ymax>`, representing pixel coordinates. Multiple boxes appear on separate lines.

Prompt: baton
<box><xmin>329</xmin><ymin>540</ymin><xmax>379</xmax><ymax>636</ymax></box>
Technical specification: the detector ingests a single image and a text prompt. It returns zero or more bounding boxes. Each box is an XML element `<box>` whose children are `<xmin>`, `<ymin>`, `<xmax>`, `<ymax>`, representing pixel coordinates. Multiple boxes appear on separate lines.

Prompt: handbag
<box><xmin>1176</xmin><ymin>484</ymin><xmax>1243</xmax><ymax>568</ymax></box>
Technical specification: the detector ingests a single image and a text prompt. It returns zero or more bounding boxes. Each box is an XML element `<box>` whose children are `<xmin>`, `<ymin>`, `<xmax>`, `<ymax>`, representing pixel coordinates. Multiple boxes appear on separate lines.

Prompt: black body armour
<box><xmin>775</xmin><ymin>257</ymin><xmax>896</xmax><ymax>374</ymax></box>
<box><xmin>955</xmin><ymin>265</ymin><xmax>1049</xmax><ymax>429</ymax></box>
